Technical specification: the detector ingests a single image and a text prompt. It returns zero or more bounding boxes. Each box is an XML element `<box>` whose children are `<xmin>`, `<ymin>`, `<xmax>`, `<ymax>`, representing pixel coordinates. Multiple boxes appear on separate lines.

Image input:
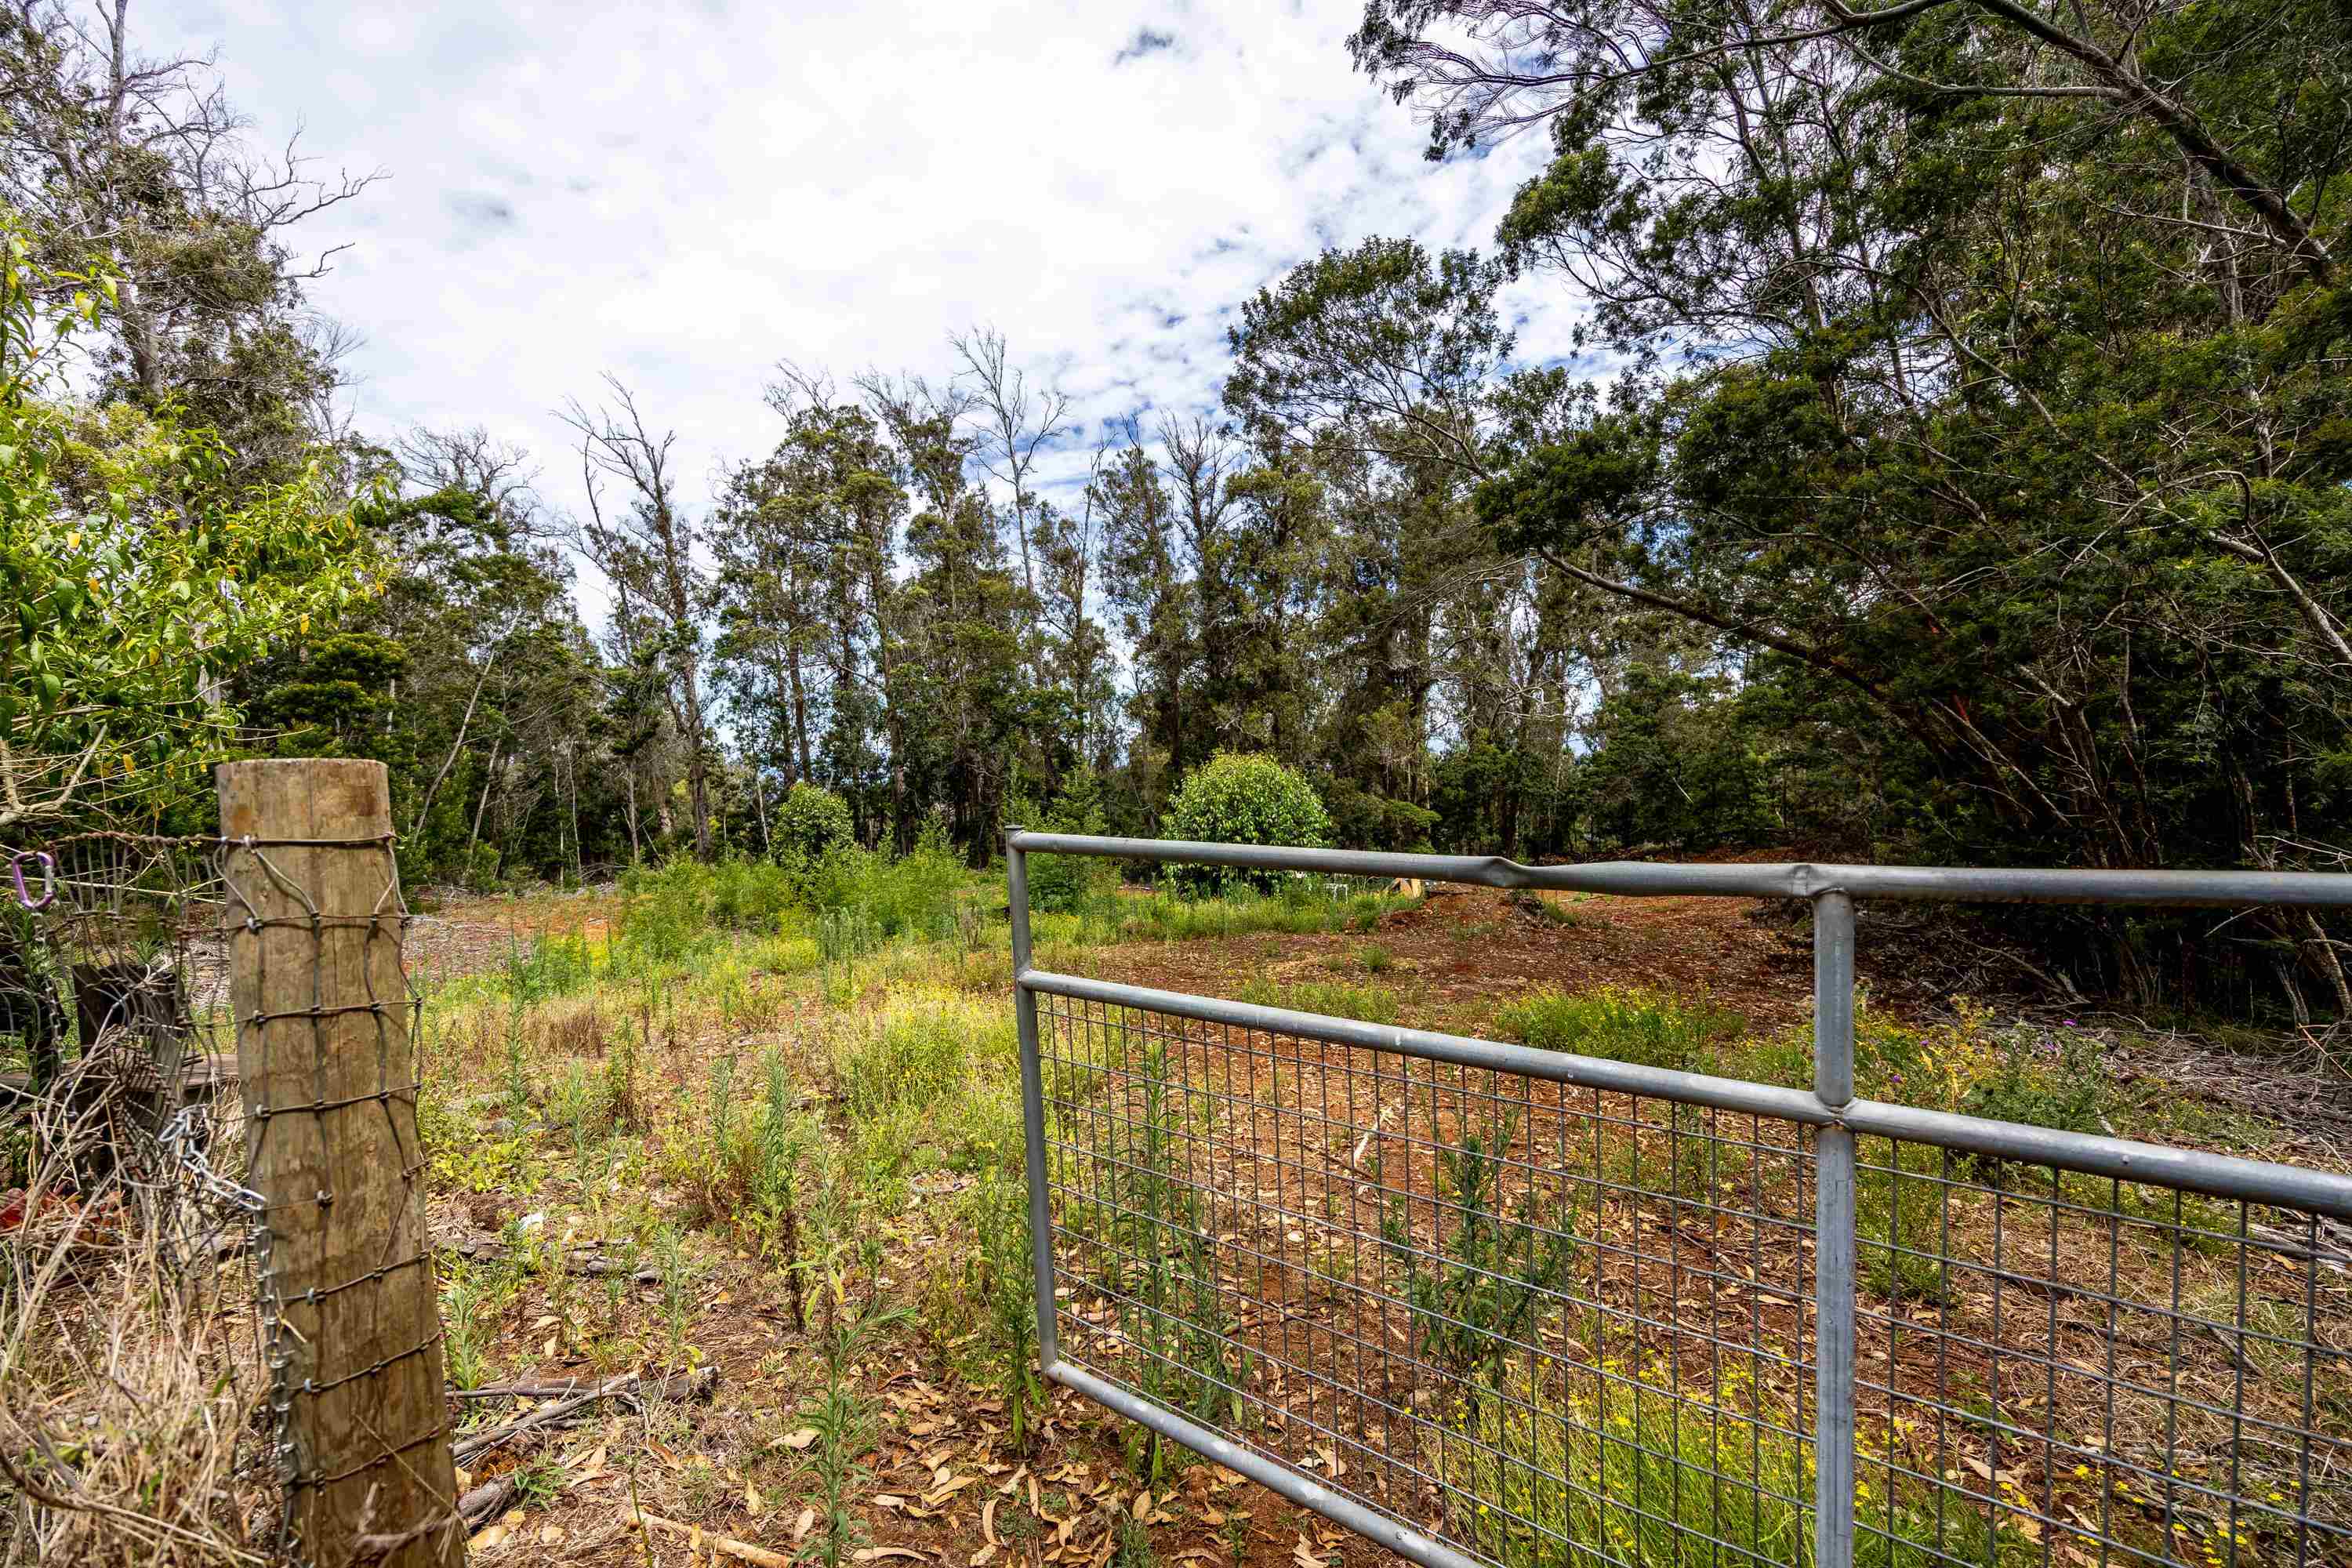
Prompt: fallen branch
<box><xmin>451</xmin><ymin>1366</ymin><xmax>717</xmax><ymax>1465</ymax></box>
<box><xmin>629</xmin><ymin>1507</ymin><xmax>791</xmax><ymax>1566</ymax></box>
<box><xmin>451</xmin><ymin>1370</ymin><xmax>697</xmax><ymax>1401</ymax></box>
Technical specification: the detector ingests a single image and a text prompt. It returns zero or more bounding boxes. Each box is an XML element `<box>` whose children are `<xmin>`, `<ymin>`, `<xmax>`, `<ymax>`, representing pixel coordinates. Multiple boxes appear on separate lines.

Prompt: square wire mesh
<box><xmin>1849</xmin><ymin>1136</ymin><xmax>2350</xmax><ymax>1568</ymax></box>
<box><xmin>1035</xmin><ymin>993</ymin><xmax>2351</xmax><ymax>1568</ymax></box>
<box><xmin>1038</xmin><ymin>993</ymin><xmax>1825</xmax><ymax>1568</ymax></box>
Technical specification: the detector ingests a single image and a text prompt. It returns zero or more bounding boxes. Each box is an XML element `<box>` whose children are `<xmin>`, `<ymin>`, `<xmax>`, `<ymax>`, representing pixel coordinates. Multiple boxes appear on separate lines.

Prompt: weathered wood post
<box><xmin>219</xmin><ymin>759</ymin><xmax>462</xmax><ymax>1567</ymax></box>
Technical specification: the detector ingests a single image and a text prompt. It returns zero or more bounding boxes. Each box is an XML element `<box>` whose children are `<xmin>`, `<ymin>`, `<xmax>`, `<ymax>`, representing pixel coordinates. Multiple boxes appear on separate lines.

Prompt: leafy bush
<box><xmin>1497</xmin><ymin>986</ymin><xmax>1740</xmax><ymax>1072</ymax></box>
<box><xmin>775</xmin><ymin>782</ymin><xmax>855</xmax><ymax>864</ymax></box>
<box><xmin>707</xmin><ymin>856</ymin><xmax>796</xmax><ymax>931</ymax></box>
<box><xmin>1163</xmin><ymin>751</ymin><xmax>1331</xmax><ymax>892</ymax></box>
<box><xmin>1957</xmin><ymin>1025</ymin><xmax>2104</xmax><ymax>1138</ymax></box>
<box><xmin>793</xmin><ymin>840</ymin><xmax>968</xmax><ymax>940</ymax></box>
<box><xmin>499</xmin><ymin>931</ymin><xmax>595</xmax><ymax>1006</ymax></box>
<box><xmin>612</xmin><ymin>860</ymin><xmax>720</xmax><ymax>967</ymax></box>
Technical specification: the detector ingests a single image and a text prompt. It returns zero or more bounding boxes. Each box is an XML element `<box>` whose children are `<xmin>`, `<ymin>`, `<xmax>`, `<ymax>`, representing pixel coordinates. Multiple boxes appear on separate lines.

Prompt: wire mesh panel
<box><xmin>1850</xmin><ymin>1138</ymin><xmax>2350</xmax><ymax>1568</ymax></box>
<box><xmin>1037</xmin><ymin>992</ymin><xmax>1829</xmax><ymax>1568</ymax></box>
<box><xmin>1008</xmin><ymin>832</ymin><xmax>2352</xmax><ymax>1568</ymax></box>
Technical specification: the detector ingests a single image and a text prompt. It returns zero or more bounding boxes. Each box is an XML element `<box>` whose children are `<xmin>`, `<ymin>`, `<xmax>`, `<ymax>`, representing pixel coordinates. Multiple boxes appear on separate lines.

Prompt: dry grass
<box><xmin>1</xmin><ymin>1054</ymin><xmax>270</xmax><ymax>1565</ymax></box>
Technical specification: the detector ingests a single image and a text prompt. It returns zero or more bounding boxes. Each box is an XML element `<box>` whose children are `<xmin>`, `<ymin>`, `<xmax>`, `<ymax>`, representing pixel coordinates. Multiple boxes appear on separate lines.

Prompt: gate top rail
<box><xmin>1007</xmin><ymin>830</ymin><xmax>2352</xmax><ymax>909</ymax></box>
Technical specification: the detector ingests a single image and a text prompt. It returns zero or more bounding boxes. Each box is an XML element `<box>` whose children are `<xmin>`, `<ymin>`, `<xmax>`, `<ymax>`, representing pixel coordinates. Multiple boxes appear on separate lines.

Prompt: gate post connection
<box><xmin>1812</xmin><ymin>887</ymin><xmax>1858</xmax><ymax>1568</ymax></box>
<box><xmin>1006</xmin><ymin>829</ymin><xmax>1059</xmax><ymax>1370</ymax></box>
<box><xmin>219</xmin><ymin>759</ymin><xmax>462</xmax><ymax>1568</ymax></box>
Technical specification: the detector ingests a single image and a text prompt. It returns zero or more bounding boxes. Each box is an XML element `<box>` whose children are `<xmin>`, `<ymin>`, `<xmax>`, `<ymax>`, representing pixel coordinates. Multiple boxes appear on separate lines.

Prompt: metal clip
<box><xmin>9</xmin><ymin>850</ymin><xmax>55</xmax><ymax>912</ymax></box>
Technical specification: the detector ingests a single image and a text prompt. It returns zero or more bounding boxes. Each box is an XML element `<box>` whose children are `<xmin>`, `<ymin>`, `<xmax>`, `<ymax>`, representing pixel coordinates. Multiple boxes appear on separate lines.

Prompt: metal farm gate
<box><xmin>1004</xmin><ymin>832</ymin><xmax>2352</xmax><ymax>1568</ymax></box>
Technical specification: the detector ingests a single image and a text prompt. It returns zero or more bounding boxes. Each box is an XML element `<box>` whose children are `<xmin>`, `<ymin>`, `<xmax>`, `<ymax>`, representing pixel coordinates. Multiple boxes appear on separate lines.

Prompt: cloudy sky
<box><xmin>147</xmin><ymin>0</ymin><xmax>1578</xmax><ymax>524</ymax></box>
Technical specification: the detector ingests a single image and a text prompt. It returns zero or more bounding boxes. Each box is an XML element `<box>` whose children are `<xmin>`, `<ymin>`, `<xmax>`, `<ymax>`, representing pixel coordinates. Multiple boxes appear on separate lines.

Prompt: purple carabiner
<box><xmin>10</xmin><ymin>850</ymin><xmax>55</xmax><ymax>912</ymax></box>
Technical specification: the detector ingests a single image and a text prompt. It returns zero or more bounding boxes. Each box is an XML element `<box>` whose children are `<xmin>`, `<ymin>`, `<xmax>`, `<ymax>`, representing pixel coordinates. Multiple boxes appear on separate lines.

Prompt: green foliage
<box><xmin>1163</xmin><ymin>752</ymin><xmax>1332</xmax><ymax>892</ymax></box>
<box><xmin>1497</xmin><ymin>987</ymin><xmax>1740</xmax><ymax>1072</ymax></box>
<box><xmin>1023</xmin><ymin>774</ymin><xmax>1121</xmax><ymax>913</ymax></box>
<box><xmin>1957</xmin><ymin>1027</ymin><xmax>2107</xmax><ymax>1142</ymax></box>
<box><xmin>0</xmin><ymin>215</ymin><xmax>370</xmax><ymax>827</ymax></box>
<box><xmin>797</xmin><ymin>1300</ymin><xmax>913</xmax><ymax>1568</ymax></box>
<box><xmin>774</xmin><ymin>782</ymin><xmax>855</xmax><ymax>864</ymax></box>
<box><xmin>1380</xmin><ymin>1112</ymin><xmax>1581</xmax><ymax>1396</ymax></box>
<box><xmin>500</xmin><ymin>931</ymin><xmax>595</xmax><ymax>1007</ymax></box>
<box><xmin>936</xmin><ymin>1167</ymin><xmax>1046</xmax><ymax>1450</ymax></box>
<box><xmin>1578</xmin><ymin>667</ymin><xmax>1773</xmax><ymax>851</ymax></box>
<box><xmin>838</xmin><ymin>1004</ymin><xmax>970</xmax><ymax>1121</ymax></box>
<box><xmin>1236</xmin><ymin>976</ymin><xmax>1400</xmax><ymax>1025</ymax></box>
<box><xmin>1443</xmin><ymin>1365</ymin><xmax>2004</xmax><ymax>1568</ymax></box>
<box><xmin>1064</xmin><ymin>1031</ymin><xmax>1245</xmax><ymax>1484</ymax></box>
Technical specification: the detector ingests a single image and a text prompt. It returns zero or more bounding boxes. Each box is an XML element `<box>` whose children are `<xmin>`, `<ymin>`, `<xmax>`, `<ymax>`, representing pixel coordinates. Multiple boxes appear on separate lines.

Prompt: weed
<box><xmin>1444</xmin><ymin>1367</ymin><xmax>2022</xmax><ymax>1568</ymax></box>
<box><xmin>1107</xmin><ymin>1036</ymin><xmax>1246</xmax><ymax>1486</ymax></box>
<box><xmin>1957</xmin><ymin>1025</ymin><xmax>2104</xmax><ymax>1140</ymax></box>
<box><xmin>1856</xmin><ymin>1138</ymin><xmax>1956</xmax><ymax>1305</ymax></box>
<box><xmin>797</xmin><ymin>1298</ymin><xmax>913</xmax><ymax>1568</ymax></box>
<box><xmin>1359</xmin><ymin>943</ymin><xmax>1393</xmax><ymax>975</ymax></box>
<box><xmin>502</xmin><ymin>998</ymin><xmax>533</xmax><ymax>1121</ymax></box>
<box><xmin>1497</xmin><ymin>986</ymin><xmax>1738</xmax><ymax>1072</ymax></box>
<box><xmin>750</xmin><ymin>1050</ymin><xmax>818</xmax><ymax>1330</ymax></box>
<box><xmin>937</xmin><ymin>1167</ymin><xmax>1046</xmax><ymax>1450</ymax></box>
<box><xmin>1236</xmin><ymin>976</ymin><xmax>1400</xmax><ymax>1025</ymax></box>
<box><xmin>502</xmin><ymin>929</ymin><xmax>595</xmax><ymax>1005</ymax></box>
<box><xmin>507</xmin><ymin>1453</ymin><xmax>568</xmax><ymax>1508</ymax></box>
<box><xmin>440</xmin><ymin>1258</ymin><xmax>502</xmax><ymax>1390</ymax></box>
<box><xmin>1109</xmin><ymin>1512</ymin><xmax>1156</xmax><ymax>1568</ymax></box>
<box><xmin>1381</xmin><ymin>1112</ymin><xmax>1581</xmax><ymax>1417</ymax></box>
<box><xmin>652</xmin><ymin>1225</ymin><xmax>704</xmax><ymax>1368</ymax></box>
<box><xmin>817</xmin><ymin>906</ymin><xmax>884</xmax><ymax>968</ymax></box>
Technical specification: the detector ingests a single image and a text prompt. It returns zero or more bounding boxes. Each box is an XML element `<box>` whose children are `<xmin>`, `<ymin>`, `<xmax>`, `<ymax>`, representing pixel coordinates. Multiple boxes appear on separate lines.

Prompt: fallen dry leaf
<box><xmin>794</xmin><ymin>1508</ymin><xmax>818</xmax><ymax>1543</ymax></box>
<box><xmin>971</xmin><ymin>1548</ymin><xmax>997</xmax><ymax>1568</ymax></box>
<box><xmin>783</xmin><ymin>1428</ymin><xmax>819</xmax><ymax>1450</ymax></box>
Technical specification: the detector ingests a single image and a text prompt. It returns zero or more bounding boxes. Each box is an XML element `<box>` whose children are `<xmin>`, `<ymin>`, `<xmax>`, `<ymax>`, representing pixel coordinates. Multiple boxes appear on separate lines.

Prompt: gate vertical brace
<box><xmin>1813</xmin><ymin>888</ymin><xmax>1858</xmax><ymax>1568</ymax></box>
<box><xmin>1007</xmin><ymin>830</ymin><xmax>1059</xmax><ymax>1370</ymax></box>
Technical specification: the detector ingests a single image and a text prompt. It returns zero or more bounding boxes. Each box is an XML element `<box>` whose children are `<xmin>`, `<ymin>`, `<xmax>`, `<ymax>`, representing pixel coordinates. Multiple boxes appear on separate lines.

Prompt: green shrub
<box><xmin>774</xmin><ymin>782</ymin><xmax>856</xmax><ymax>864</ymax></box>
<box><xmin>500</xmin><ymin>931</ymin><xmax>594</xmax><ymax>1005</ymax></box>
<box><xmin>1163</xmin><ymin>751</ymin><xmax>1331</xmax><ymax>893</ymax></box>
<box><xmin>864</xmin><ymin>844</ymin><xmax>966</xmax><ymax>939</ymax></box>
<box><xmin>1957</xmin><ymin>1026</ymin><xmax>2104</xmax><ymax>1138</ymax></box>
<box><xmin>612</xmin><ymin>860</ymin><xmax>719</xmax><ymax>967</ymax></box>
<box><xmin>707</xmin><ymin>856</ymin><xmax>796</xmax><ymax>931</ymax></box>
<box><xmin>1496</xmin><ymin>986</ymin><xmax>1740</xmax><ymax>1072</ymax></box>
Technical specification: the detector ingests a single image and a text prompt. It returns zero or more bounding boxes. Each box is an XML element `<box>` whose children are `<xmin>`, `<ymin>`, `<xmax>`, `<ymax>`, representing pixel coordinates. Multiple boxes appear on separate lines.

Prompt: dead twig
<box><xmin>450</xmin><ymin>1366</ymin><xmax>717</xmax><ymax>1465</ymax></box>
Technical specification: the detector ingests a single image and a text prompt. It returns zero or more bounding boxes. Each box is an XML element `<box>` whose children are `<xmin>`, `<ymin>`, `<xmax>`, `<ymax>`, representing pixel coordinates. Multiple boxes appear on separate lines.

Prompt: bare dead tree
<box><xmin>950</xmin><ymin>325</ymin><xmax>1072</xmax><ymax>613</ymax></box>
<box><xmin>0</xmin><ymin>0</ymin><xmax>384</xmax><ymax>408</ymax></box>
<box><xmin>561</xmin><ymin>379</ymin><xmax>716</xmax><ymax>859</ymax></box>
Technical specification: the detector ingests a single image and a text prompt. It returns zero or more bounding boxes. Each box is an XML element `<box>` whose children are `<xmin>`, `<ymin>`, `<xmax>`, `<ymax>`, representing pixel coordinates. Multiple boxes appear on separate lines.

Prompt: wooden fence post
<box><xmin>219</xmin><ymin>759</ymin><xmax>462</xmax><ymax>1567</ymax></box>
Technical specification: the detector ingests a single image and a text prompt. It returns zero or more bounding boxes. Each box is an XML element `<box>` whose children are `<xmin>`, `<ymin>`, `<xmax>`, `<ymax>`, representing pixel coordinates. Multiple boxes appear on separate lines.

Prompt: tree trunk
<box><xmin>468</xmin><ymin>739</ymin><xmax>500</xmax><ymax>854</ymax></box>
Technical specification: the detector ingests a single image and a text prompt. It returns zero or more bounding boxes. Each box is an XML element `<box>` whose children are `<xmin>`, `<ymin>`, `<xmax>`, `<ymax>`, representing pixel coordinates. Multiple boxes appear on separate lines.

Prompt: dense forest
<box><xmin>4</xmin><ymin>0</ymin><xmax>2348</xmax><ymax>1018</ymax></box>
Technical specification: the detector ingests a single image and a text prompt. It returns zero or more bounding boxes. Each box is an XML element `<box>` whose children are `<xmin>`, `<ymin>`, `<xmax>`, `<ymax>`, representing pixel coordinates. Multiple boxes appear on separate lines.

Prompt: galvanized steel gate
<box><xmin>1007</xmin><ymin>833</ymin><xmax>2352</xmax><ymax>1568</ymax></box>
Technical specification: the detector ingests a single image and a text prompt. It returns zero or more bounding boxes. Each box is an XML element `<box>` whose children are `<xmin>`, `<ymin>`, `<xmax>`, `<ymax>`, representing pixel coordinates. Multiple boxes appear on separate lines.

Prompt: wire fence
<box><xmin>1008</xmin><ymin>834</ymin><xmax>2352</xmax><ymax>1568</ymax></box>
<box><xmin>2</xmin><ymin>761</ymin><xmax>459</xmax><ymax>1566</ymax></box>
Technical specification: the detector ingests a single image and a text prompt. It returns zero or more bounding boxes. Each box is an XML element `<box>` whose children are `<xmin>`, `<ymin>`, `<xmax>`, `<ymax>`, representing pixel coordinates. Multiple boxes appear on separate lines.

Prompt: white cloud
<box><xmin>148</xmin><ymin>0</ymin><xmax>1586</xmax><ymax>530</ymax></box>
